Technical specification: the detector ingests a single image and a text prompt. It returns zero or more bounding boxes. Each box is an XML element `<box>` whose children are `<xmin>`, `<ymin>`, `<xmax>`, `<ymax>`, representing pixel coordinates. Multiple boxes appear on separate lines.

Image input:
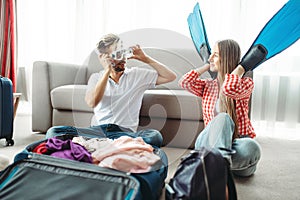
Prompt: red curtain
<box><xmin>0</xmin><ymin>0</ymin><xmax>17</xmax><ymax>92</ymax></box>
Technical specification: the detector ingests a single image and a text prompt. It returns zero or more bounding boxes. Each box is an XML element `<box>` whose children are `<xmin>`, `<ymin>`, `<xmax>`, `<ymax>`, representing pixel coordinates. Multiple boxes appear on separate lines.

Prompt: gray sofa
<box><xmin>32</xmin><ymin>47</ymin><xmax>211</xmax><ymax>149</ymax></box>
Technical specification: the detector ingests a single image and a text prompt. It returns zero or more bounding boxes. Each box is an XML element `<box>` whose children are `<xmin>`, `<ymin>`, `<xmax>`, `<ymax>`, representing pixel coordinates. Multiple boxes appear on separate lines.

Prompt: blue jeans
<box><xmin>195</xmin><ymin>113</ymin><xmax>261</xmax><ymax>177</ymax></box>
<box><xmin>46</xmin><ymin>124</ymin><xmax>163</xmax><ymax>147</ymax></box>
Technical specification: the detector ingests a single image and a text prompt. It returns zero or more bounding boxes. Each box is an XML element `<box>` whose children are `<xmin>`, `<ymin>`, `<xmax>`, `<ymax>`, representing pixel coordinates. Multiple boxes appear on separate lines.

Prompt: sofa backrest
<box><xmin>83</xmin><ymin>47</ymin><xmax>210</xmax><ymax>89</ymax></box>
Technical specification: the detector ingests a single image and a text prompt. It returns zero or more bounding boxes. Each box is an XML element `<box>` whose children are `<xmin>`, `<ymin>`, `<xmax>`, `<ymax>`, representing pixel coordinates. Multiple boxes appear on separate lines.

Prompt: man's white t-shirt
<box><xmin>87</xmin><ymin>67</ymin><xmax>158</xmax><ymax>132</ymax></box>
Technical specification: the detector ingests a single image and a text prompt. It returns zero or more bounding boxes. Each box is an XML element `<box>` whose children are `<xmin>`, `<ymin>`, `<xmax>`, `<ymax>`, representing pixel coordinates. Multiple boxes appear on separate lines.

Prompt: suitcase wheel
<box><xmin>6</xmin><ymin>139</ymin><xmax>14</xmax><ymax>146</ymax></box>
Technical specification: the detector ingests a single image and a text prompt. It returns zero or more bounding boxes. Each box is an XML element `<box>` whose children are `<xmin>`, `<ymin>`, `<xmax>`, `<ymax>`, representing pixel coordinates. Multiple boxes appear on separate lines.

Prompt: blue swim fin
<box><xmin>188</xmin><ymin>3</ymin><xmax>217</xmax><ymax>78</ymax></box>
<box><xmin>187</xmin><ymin>3</ymin><xmax>211</xmax><ymax>63</ymax></box>
<box><xmin>241</xmin><ymin>0</ymin><xmax>300</xmax><ymax>71</ymax></box>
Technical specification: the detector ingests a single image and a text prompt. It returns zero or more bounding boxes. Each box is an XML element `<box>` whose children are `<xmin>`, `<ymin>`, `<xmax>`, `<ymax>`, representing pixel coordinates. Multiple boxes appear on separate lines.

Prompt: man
<box><xmin>46</xmin><ymin>33</ymin><xmax>176</xmax><ymax>147</ymax></box>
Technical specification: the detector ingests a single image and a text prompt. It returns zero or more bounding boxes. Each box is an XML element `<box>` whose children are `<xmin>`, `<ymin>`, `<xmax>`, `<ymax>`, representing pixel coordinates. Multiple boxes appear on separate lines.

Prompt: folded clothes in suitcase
<box><xmin>0</xmin><ymin>76</ymin><xmax>14</xmax><ymax>146</ymax></box>
<box><xmin>0</xmin><ymin>134</ymin><xmax>168</xmax><ymax>200</ymax></box>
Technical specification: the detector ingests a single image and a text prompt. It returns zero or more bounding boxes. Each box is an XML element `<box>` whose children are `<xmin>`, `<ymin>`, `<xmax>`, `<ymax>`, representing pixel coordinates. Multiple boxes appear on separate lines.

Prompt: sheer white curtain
<box><xmin>17</xmin><ymin>0</ymin><xmax>300</xmax><ymax>136</ymax></box>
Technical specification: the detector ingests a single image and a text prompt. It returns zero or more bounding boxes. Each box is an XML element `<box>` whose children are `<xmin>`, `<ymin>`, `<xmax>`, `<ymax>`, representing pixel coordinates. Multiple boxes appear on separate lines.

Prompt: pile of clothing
<box><xmin>33</xmin><ymin>136</ymin><xmax>161</xmax><ymax>173</ymax></box>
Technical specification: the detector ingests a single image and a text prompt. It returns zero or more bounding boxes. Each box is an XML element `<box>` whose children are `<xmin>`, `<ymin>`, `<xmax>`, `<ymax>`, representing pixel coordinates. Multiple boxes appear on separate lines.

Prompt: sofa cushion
<box><xmin>53</xmin><ymin>109</ymin><xmax>93</xmax><ymax>128</ymax></box>
<box><xmin>51</xmin><ymin>85</ymin><xmax>92</xmax><ymax>112</ymax></box>
<box><xmin>140</xmin><ymin>90</ymin><xmax>203</xmax><ymax>121</ymax></box>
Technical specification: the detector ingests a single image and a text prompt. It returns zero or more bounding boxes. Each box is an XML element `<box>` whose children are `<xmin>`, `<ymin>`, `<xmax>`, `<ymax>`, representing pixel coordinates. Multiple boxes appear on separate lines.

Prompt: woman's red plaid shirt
<box><xmin>179</xmin><ymin>70</ymin><xmax>256</xmax><ymax>138</ymax></box>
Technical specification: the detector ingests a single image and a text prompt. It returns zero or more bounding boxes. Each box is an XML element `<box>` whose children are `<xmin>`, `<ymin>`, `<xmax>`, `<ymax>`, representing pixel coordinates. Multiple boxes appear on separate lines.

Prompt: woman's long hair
<box><xmin>217</xmin><ymin>39</ymin><xmax>241</xmax><ymax>140</ymax></box>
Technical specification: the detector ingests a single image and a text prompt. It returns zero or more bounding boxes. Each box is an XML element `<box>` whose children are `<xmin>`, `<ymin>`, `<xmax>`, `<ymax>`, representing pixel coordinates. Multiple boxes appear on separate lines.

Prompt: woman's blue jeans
<box><xmin>195</xmin><ymin>113</ymin><xmax>261</xmax><ymax>177</ymax></box>
<box><xmin>45</xmin><ymin>124</ymin><xmax>163</xmax><ymax>148</ymax></box>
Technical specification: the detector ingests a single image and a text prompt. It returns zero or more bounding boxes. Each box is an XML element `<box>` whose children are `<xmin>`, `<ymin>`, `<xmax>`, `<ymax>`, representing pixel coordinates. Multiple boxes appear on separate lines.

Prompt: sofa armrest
<box><xmin>32</xmin><ymin>61</ymin><xmax>87</xmax><ymax>133</ymax></box>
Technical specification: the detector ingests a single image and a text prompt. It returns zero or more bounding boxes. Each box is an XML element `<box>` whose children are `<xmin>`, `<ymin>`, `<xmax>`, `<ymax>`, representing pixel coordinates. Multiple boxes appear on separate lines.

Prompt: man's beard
<box><xmin>113</xmin><ymin>65</ymin><xmax>125</xmax><ymax>72</ymax></box>
<box><xmin>112</xmin><ymin>60</ymin><xmax>126</xmax><ymax>72</ymax></box>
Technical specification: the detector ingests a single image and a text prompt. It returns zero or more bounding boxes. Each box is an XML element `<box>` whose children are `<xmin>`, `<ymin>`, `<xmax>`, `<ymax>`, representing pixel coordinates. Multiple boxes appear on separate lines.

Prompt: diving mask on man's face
<box><xmin>110</xmin><ymin>48</ymin><xmax>132</xmax><ymax>72</ymax></box>
<box><xmin>111</xmin><ymin>48</ymin><xmax>133</xmax><ymax>60</ymax></box>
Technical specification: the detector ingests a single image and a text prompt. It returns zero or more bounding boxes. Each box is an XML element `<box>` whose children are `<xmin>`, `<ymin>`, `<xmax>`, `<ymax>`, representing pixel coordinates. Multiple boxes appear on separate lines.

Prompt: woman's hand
<box><xmin>231</xmin><ymin>65</ymin><xmax>245</xmax><ymax>77</ymax></box>
<box><xmin>195</xmin><ymin>63</ymin><xmax>210</xmax><ymax>74</ymax></box>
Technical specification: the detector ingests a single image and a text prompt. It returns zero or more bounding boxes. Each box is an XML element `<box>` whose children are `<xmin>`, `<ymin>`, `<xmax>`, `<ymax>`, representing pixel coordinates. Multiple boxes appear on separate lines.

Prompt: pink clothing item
<box><xmin>99</xmin><ymin>150</ymin><xmax>159</xmax><ymax>173</ymax></box>
<box><xmin>92</xmin><ymin>136</ymin><xmax>160</xmax><ymax>173</ymax></box>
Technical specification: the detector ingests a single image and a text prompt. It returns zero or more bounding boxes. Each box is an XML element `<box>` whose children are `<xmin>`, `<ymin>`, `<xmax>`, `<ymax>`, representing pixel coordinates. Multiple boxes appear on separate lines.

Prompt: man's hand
<box><xmin>98</xmin><ymin>53</ymin><xmax>113</xmax><ymax>72</ymax></box>
<box><xmin>86</xmin><ymin>53</ymin><xmax>112</xmax><ymax>108</ymax></box>
<box><xmin>129</xmin><ymin>45</ymin><xmax>149</xmax><ymax>63</ymax></box>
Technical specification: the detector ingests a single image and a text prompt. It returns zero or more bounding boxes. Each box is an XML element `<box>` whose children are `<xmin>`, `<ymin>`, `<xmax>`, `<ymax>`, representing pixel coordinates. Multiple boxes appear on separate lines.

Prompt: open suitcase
<box><xmin>0</xmin><ymin>135</ymin><xmax>168</xmax><ymax>200</ymax></box>
<box><xmin>0</xmin><ymin>76</ymin><xmax>14</xmax><ymax>146</ymax></box>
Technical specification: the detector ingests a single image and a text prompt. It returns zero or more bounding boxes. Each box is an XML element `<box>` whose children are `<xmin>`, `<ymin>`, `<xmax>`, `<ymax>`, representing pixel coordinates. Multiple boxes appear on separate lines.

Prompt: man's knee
<box><xmin>46</xmin><ymin>126</ymin><xmax>78</xmax><ymax>139</ymax></box>
<box><xmin>138</xmin><ymin>129</ymin><xmax>163</xmax><ymax>147</ymax></box>
<box><xmin>150</xmin><ymin>129</ymin><xmax>163</xmax><ymax>145</ymax></box>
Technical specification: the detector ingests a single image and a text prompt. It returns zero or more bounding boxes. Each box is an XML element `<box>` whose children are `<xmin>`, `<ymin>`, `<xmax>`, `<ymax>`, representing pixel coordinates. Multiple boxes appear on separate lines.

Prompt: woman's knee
<box><xmin>231</xmin><ymin>138</ymin><xmax>261</xmax><ymax>176</ymax></box>
<box><xmin>236</xmin><ymin>138</ymin><xmax>261</xmax><ymax>161</ymax></box>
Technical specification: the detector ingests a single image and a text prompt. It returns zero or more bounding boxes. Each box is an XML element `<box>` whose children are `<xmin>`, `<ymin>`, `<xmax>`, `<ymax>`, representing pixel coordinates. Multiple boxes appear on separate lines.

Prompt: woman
<box><xmin>179</xmin><ymin>39</ymin><xmax>261</xmax><ymax>177</ymax></box>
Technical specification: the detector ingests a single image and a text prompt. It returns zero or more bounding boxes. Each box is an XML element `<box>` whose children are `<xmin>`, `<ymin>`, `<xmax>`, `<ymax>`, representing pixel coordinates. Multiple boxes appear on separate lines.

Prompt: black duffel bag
<box><xmin>165</xmin><ymin>147</ymin><xmax>237</xmax><ymax>200</ymax></box>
